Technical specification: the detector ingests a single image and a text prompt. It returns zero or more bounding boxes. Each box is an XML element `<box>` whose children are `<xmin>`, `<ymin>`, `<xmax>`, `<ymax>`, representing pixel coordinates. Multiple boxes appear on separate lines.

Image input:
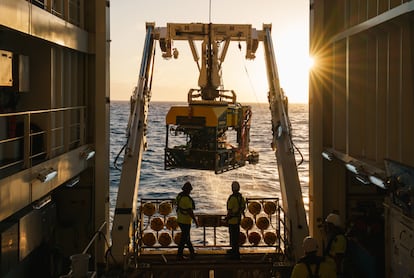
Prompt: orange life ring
<box><xmin>248</xmin><ymin>231</ymin><xmax>261</xmax><ymax>246</ymax></box>
<box><xmin>159</xmin><ymin>201</ymin><xmax>172</xmax><ymax>216</ymax></box>
<box><xmin>142</xmin><ymin>202</ymin><xmax>156</xmax><ymax>216</ymax></box>
<box><xmin>158</xmin><ymin>232</ymin><xmax>172</xmax><ymax>247</ymax></box>
<box><xmin>248</xmin><ymin>201</ymin><xmax>262</xmax><ymax>215</ymax></box>
<box><xmin>173</xmin><ymin>232</ymin><xmax>182</xmax><ymax>245</ymax></box>
<box><xmin>256</xmin><ymin>216</ymin><xmax>270</xmax><ymax>230</ymax></box>
<box><xmin>240</xmin><ymin>217</ymin><xmax>254</xmax><ymax>230</ymax></box>
<box><xmin>239</xmin><ymin>232</ymin><xmax>247</xmax><ymax>245</ymax></box>
<box><xmin>142</xmin><ymin>232</ymin><xmax>156</xmax><ymax>246</ymax></box>
<box><xmin>264</xmin><ymin>201</ymin><xmax>277</xmax><ymax>215</ymax></box>
<box><xmin>166</xmin><ymin>216</ymin><xmax>178</xmax><ymax>231</ymax></box>
<box><xmin>264</xmin><ymin>231</ymin><xmax>277</xmax><ymax>246</ymax></box>
<box><xmin>150</xmin><ymin>217</ymin><xmax>164</xmax><ymax>231</ymax></box>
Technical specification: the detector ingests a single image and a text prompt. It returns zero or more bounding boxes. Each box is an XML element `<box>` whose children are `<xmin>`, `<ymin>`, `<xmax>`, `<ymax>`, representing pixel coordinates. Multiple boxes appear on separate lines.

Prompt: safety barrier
<box><xmin>136</xmin><ymin>197</ymin><xmax>289</xmax><ymax>256</ymax></box>
<box><xmin>0</xmin><ymin>106</ymin><xmax>86</xmax><ymax>178</ymax></box>
<box><xmin>27</xmin><ymin>0</ymin><xmax>82</xmax><ymax>27</ymax></box>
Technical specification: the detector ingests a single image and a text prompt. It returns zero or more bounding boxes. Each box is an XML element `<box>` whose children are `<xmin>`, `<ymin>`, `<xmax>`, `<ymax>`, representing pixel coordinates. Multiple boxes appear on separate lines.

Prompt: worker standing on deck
<box><xmin>322</xmin><ymin>213</ymin><xmax>347</xmax><ymax>277</ymax></box>
<box><xmin>226</xmin><ymin>181</ymin><xmax>246</xmax><ymax>260</ymax></box>
<box><xmin>176</xmin><ymin>181</ymin><xmax>198</xmax><ymax>260</ymax></box>
<box><xmin>290</xmin><ymin>236</ymin><xmax>336</xmax><ymax>278</ymax></box>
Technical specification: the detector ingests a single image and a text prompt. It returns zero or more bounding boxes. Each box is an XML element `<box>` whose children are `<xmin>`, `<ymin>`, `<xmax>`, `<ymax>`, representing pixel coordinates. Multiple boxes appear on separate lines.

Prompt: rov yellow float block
<box><xmin>226</xmin><ymin>106</ymin><xmax>242</xmax><ymax>127</ymax></box>
<box><xmin>166</xmin><ymin>105</ymin><xmax>242</xmax><ymax>128</ymax></box>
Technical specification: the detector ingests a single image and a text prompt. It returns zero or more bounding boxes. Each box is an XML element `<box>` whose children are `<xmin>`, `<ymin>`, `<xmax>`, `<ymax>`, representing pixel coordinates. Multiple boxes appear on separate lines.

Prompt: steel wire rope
<box><xmin>236</xmin><ymin>42</ymin><xmax>305</xmax><ymax>167</ymax></box>
<box><xmin>235</xmin><ymin>41</ymin><xmax>272</xmax><ymax>128</ymax></box>
<box><xmin>292</xmin><ymin>136</ymin><xmax>304</xmax><ymax>166</ymax></box>
<box><xmin>113</xmin><ymin>142</ymin><xmax>127</xmax><ymax>171</ymax></box>
<box><xmin>113</xmin><ymin>44</ymin><xmax>157</xmax><ymax>171</ymax></box>
<box><xmin>226</xmin><ymin>43</ymin><xmax>287</xmax><ymax>249</ymax></box>
<box><xmin>285</xmin><ymin>111</ymin><xmax>304</xmax><ymax>166</ymax></box>
<box><xmin>234</xmin><ymin>41</ymin><xmax>268</xmax><ymax>190</ymax></box>
<box><xmin>236</xmin><ymin>42</ymin><xmax>262</xmax><ymax>104</ymax></box>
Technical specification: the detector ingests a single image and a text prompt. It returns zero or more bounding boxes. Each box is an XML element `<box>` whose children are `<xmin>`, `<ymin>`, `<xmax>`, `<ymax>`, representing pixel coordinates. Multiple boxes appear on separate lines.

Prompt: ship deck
<box><xmin>103</xmin><ymin>249</ymin><xmax>293</xmax><ymax>278</ymax></box>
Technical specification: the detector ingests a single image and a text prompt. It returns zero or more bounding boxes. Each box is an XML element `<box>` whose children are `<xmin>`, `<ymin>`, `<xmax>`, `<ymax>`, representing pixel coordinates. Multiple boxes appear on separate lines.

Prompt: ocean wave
<box><xmin>110</xmin><ymin>101</ymin><xmax>309</xmax><ymax>238</ymax></box>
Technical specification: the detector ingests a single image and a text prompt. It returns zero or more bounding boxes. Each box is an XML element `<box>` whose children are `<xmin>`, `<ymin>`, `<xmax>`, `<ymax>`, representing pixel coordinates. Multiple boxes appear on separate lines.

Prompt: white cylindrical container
<box><xmin>70</xmin><ymin>253</ymin><xmax>90</xmax><ymax>278</ymax></box>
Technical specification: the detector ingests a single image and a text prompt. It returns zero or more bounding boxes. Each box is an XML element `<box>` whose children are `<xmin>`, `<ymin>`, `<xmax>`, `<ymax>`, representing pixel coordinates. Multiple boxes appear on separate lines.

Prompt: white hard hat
<box><xmin>325</xmin><ymin>213</ymin><xmax>341</xmax><ymax>227</ymax></box>
<box><xmin>231</xmin><ymin>181</ymin><xmax>240</xmax><ymax>191</ymax></box>
<box><xmin>303</xmin><ymin>236</ymin><xmax>318</xmax><ymax>254</ymax></box>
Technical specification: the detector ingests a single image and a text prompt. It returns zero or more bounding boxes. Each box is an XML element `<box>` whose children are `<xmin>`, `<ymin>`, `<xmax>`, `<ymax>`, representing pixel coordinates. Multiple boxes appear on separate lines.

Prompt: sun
<box><xmin>307</xmin><ymin>56</ymin><xmax>315</xmax><ymax>71</ymax></box>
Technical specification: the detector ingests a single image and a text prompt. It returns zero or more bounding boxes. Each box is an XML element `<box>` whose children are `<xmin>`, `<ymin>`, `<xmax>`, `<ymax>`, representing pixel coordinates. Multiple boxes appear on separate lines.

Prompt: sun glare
<box><xmin>307</xmin><ymin>56</ymin><xmax>315</xmax><ymax>71</ymax></box>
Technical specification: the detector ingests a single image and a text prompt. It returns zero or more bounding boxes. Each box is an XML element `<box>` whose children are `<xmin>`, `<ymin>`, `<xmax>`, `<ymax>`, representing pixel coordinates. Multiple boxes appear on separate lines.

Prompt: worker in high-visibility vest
<box><xmin>175</xmin><ymin>181</ymin><xmax>198</xmax><ymax>260</ymax></box>
<box><xmin>226</xmin><ymin>181</ymin><xmax>246</xmax><ymax>260</ymax></box>
<box><xmin>323</xmin><ymin>213</ymin><xmax>347</xmax><ymax>277</ymax></box>
<box><xmin>290</xmin><ymin>236</ymin><xmax>336</xmax><ymax>278</ymax></box>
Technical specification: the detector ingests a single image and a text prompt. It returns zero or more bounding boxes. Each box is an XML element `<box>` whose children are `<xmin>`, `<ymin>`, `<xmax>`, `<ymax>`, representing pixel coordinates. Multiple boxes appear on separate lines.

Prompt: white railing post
<box><xmin>64</xmin><ymin>109</ymin><xmax>70</xmax><ymax>152</ymax></box>
<box><xmin>79</xmin><ymin>107</ymin><xmax>85</xmax><ymax>145</ymax></box>
<box><xmin>24</xmin><ymin>114</ymin><xmax>31</xmax><ymax>168</ymax></box>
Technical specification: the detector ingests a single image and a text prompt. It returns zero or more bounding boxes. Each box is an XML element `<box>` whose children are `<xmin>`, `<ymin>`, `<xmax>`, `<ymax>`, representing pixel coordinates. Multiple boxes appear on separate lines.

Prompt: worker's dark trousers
<box><xmin>229</xmin><ymin>223</ymin><xmax>240</xmax><ymax>256</ymax></box>
<box><xmin>178</xmin><ymin>223</ymin><xmax>195</xmax><ymax>256</ymax></box>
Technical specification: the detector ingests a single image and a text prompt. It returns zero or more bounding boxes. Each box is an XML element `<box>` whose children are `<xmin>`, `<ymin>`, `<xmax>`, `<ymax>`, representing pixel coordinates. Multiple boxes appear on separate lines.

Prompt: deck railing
<box><xmin>28</xmin><ymin>0</ymin><xmax>83</xmax><ymax>27</ymax></box>
<box><xmin>0</xmin><ymin>106</ymin><xmax>87</xmax><ymax>177</ymax></box>
<box><xmin>136</xmin><ymin>197</ymin><xmax>289</xmax><ymax>256</ymax></box>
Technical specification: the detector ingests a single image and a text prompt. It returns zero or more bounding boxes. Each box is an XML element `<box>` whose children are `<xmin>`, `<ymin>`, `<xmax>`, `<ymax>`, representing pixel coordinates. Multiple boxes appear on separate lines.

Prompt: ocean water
<box><xmin>109</xmin><ymin>101</ymin><xmax>308</xmax><ymax>243</ymax></box>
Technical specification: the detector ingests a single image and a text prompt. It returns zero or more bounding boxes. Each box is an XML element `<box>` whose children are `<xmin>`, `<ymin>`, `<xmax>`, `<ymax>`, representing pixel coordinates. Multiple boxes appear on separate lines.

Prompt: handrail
<box><xmin>27</xmin><ymin>0</ymin><xmax>82</xmax><ymax>27</ymax></box>
<box><xmin>0</xmin><ymin>106</ymin><xmax>87</xmax><ymax>177</ymax></box>
<box><xmin>137</xmin><ymin>197</ymin><xmax>288</xmax><ymax>255</ymax></box>
<box><xmin>82</xmin><ymin>222</ymin><xmax>107</xmax><ymax>254</ymax></box>
<box><xmin>0</xmin><ymin>106</ymin><xmax>86</xmax><ymax>117</ymax></box>
<box><xmin>187</xmin><ymin>88</ymin><xmax>237</xmax><ymax>104</ymax></box>
<box><xmin>65</xmin><ymin>222</ymin><xmax>107</xmax><ymax>277</ymax></box>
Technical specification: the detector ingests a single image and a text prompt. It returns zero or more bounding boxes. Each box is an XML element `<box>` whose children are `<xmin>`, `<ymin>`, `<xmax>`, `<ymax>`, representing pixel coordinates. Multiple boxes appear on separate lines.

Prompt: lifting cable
<box><xmin>237</xmin><ymin>42</ymin><xmax>305</xmax><ymax>167</ymax></box>
<box><xmin>237</xmin><ymin>42</ymin><xmax>261</xmax><ymax>103</ymax></box>
<box><xmin>286</xmin><ymin>107</ymin><xmax>304</xmax><ymax>166</ymax></box>
<box><xmin>292</xmin><ymin>138</ymin><xmax>304</xmax><ymax>166</ymax></box>
<box><xmin>235</xmin><ymin>41</ymin><xmax>267</xmax><ymax>190</ymax></box>
<box><xmin>114</xmin><ymin>44</ymin><xmax>157</xmax><ymax>171</ymax></box>
<box><xmin>114</xmin><ymin>142</ymin><xmax>127</xmax><ymax>171</ymax></box>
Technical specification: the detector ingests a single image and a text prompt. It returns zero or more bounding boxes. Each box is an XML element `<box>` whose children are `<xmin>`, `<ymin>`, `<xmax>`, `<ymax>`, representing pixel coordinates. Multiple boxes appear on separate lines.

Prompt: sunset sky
<box><xmin>110</xmin><ymin>0</ymin><xmax>310</xmax><ymax>103</ymax></box>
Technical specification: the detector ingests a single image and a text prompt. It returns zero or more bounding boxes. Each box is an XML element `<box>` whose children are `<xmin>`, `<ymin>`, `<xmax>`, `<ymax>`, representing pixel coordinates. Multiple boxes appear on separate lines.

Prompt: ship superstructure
<box><xmin>310</xmin><ymin>1</ymin><xmax>414</xmax><ymax>277</ymax></box>
<box><xmin>0</xmin><ymin>1</ymin><xmax>110</xmax><ymax>277</ymax></box>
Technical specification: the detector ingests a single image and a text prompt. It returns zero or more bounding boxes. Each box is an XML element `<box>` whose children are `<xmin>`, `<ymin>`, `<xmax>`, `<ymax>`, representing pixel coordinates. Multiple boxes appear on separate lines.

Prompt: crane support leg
<box><xmin>263</xmin><ymin>24</ymin><xmax>309</xmax><ymax>260</ymax></box>
<box><xmin>110</xmin><ymin>23</ymin><xmax>155</xmax><ymax>264</ymax></box>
